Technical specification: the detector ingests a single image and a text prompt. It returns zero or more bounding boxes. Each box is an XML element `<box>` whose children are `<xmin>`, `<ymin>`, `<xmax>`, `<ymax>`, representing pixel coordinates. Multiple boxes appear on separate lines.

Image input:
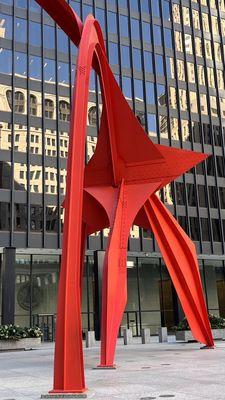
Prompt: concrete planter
<box><xmin>176</xmin><ymin>329</ymin><xmax>225</xmax><ymax>342</ymax></box>
<box><xmin>0</xmin><ymin>337</ymin><xmax>41</xmax><ymax>351</ymax></box>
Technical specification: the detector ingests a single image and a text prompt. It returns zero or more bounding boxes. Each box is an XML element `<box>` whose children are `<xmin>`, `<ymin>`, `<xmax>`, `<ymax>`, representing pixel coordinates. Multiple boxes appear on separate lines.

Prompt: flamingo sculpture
<box><xmin>35</xmin><ymin>0</ymin><xmax>214</xmax><ymax>395</ymax></box>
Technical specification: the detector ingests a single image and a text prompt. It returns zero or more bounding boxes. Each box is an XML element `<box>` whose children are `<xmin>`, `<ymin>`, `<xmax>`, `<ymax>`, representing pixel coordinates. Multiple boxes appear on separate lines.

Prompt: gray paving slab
<box><xmin>0</xmin><ymin>339</ymin><xmax>224</xmax><ymax>400</ymax></box>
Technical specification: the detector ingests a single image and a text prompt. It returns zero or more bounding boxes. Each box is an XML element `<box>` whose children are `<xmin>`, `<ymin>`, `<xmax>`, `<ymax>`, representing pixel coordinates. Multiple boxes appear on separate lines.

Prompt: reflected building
<box><xmin>0</xmin><ymin>0</ymin><xmax>225</xmax><ymax>337</ymax></box>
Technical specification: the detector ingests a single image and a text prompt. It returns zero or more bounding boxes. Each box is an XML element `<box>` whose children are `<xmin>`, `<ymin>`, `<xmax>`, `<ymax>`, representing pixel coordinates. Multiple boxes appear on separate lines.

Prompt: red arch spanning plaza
<box><xmin>36</xmin><ymin>0</ymin><xmax>213</xmax><ymax>395</ymax></box>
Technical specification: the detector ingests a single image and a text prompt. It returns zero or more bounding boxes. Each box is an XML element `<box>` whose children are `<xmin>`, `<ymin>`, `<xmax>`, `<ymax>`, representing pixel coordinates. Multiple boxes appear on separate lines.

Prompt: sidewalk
<box><xmin>0</xmin><ymin>339</ymin><xmax>224</xmax><ymax>400</ymax></box>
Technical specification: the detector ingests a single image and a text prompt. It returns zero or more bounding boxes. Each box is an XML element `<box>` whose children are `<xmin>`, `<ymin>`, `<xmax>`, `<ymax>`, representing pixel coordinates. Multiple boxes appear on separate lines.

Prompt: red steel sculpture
<box><xmin>36</xmin><ymin>0</ymin><xmax>214</xmax><ymax>395</ymax></box>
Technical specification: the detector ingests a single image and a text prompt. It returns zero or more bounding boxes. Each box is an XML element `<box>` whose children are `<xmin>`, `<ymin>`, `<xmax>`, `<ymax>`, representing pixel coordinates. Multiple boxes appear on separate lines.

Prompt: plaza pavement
<box><xmin>0</xmin><ymin>337</ymin><xmax>225</xmax><ymax>400</ymax></box>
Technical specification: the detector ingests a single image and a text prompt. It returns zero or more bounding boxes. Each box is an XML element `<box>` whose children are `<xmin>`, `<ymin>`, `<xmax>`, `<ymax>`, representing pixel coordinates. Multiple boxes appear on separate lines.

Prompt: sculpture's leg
<box><xmin>86</xmin><ymin>181</ymin><xmax>161</xmax><ymax>367</ymax></box>
<box><xmin>144</xmin><ymin>194</ymin><xmax>214</xmax><ymax>347</ymax></box>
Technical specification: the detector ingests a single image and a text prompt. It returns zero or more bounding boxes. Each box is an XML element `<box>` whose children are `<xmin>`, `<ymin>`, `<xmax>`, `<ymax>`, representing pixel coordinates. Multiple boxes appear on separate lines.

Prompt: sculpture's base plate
<box><xmin>93</xmin><ymin>364</ymin><xmax>116</xmax><ymax>370</ymax></box>
<box><xmin>200</xmin><ymin>345</ymin><xmax>214</xmax><ymax>350</ymax></box>
<box><xmin>41</xmin><ymin>392</ymin><xmax>87</xmax><ymax>399</ymax></box>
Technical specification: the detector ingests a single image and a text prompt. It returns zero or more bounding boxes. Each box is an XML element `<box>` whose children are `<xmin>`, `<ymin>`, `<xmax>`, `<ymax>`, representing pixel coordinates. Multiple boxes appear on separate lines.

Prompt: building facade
<box><xmin>0</xmin><ymin>0</ymin><xmax>225</xmax><ymax>338</ymax></box>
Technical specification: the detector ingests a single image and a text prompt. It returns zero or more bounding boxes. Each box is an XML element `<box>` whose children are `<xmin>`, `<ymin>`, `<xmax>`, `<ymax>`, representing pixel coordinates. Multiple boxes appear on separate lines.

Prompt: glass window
<box><xmin>204</xmin><ymin>260</ymin><xmax>225</xmax><ymax>316</ymax></box>
<box><xmin>30</xmin><ymin>0</ymin><xmax>41</xmax><ymax>12</ymax></box>
<box><xmin>43</xmin><ymin>25</ymin><xmax>55</xmax><ymax>49</ymax></box>
<box><xmin>148</xmin><ymin>114</ymin><xmax>157</xmax><ymax>137</ymax></box>
<box><xmin>59</xmin><ymin>100</ymin><xmax>70</xmax><ymax>122</ymax></box>
<box><xmin>164</xmin><ymin>28</ymin><xmax>172</xmax><ymax>49</ymax></box>
<box><xmin>138</xmin><ymin>258</ymin><xmax>161</xmax><ymax>334</ymax></box>
<box><xmin>15</xmin><ymin>0</ymin><xmax>27</xmax><ymax>9</ymax></box>
<box><xmin>166</xmin><ymin>57</ymin><xmax>174</xmax><ymax>79</ymax></box>
<box><xmin>157</xmin><ymin>84</ymin><xmax>166</xmax><ymax>106</ymax></box>
<box><xmin>1</xmin><ymin>0</ymin><xmax>13</xmax><ymax>4</ymax></box>
<box><xmin>29</xmin><ymin>56</ymin><xmax>41</xmax><ymax>81</ymax></box>
<box><xmin>155</xmin><ymin>54</ymin><xmax>164</xmax><ymax>75</ymax></box>
<box><xmin>141</xmin><ymin>0</ymin><xmax>150</xmax><ymax>13</ymax></box>
<box><xmin>32</xmin><ymin>255</ymin><xmax>60</xmax><ymax>322</ymax></box>
<box><xmin>190</xmin><ymin>217</ymin><xmax>200</xmax><ymax>241</ymax></box>
<box><xmin>108</xmin><ymin>11</ymin><xmax>117</xmax><ymax>34</ymax></box>
<box><xmin>133</xmin><ymin>48</ymin><xmax>142</xmax><ymax>71</ymax></box>
<box><xmin>201</xmin><ymin>218</ymin><xmax>210</xmax><ymax>242</ymax></box>
<box><xmin>57</xmin><ymin>28</ymin><xmax>69</xmax><ymax>53</ymax></box>
<box><xmin>131</xmin><ymin>18</ymin><xmax>140</xmax><ymax>41</ymax></box>
<box><xmin>216</xmin><ymin>156</ymin><xmax>225</xmax><ymax>178</ymax></box>
<box><xmin>151</xmin><ymin>0</ymin><xmax>160</xmax><ymax>17</ymax></box>
<box><xmin>14</xmin><ymin>204</ymin><xmax>27</xmax><ymax>231</ymax></box>
<box><xmin>162</xmin><ymin>0</ymin><xmax>171</xmax><ymax>21</ymax></box>
<box><xmin>176</xmin><ymin>182</ymin><xmax>185</xmax><ymax>205</ymax></box>
<box><xmin>0</xmin><ymin>13</ymin><xmax>12</xmax><ymax>39</ymax></box>
<box><xmin>121</xmin><ymin>45</ymin><xmax>131</xmax><ymax>68</ymax></box>
<box><xmin>0</xmin><ymin>48</ymin><xmax>12</xmax><ymax>75</ymax></box>
<box><xmin>208</xmin><ymin>186</ymin><xmax>218</xmax><ymax>208</ymax></box>
<box><xmin>122</xmin><ymin>76</ymin><xmax>132</xmax><ymax>99</ymax></box>
<box><xmin>134</xmin><ymin>79</ymin><xmax>144</xmax><ymax>101</ymax></box>
<box><xmin>95</xmin><ymin>8</ymin><xmax>106</xmax><ymax>32</ymax></box>
<box><xmin>0</xmin><ymin>203</ymin><xmax>10</xmax><ymax>230</ymax></box>
<box><xmin>146</xmin><ymin>82</ymin><xmax>155</xmax><ymax>105</ymax></box>
<box><xmin>144</xmin><ymin>51</ymin><xmax>153</xmax><ymax>73</ymax></box>
<box><xmin>130</xmin><ymin>0</ymin><xmax>139</xmax><ymax>11</ymax></box>
<box><xmin>153</xmin><ymin>25</ymin><xmax>162</xmax><ymax>46</ymax></box>
<box><xmin>44</xmin><ymin>58</ymin><xmax>56</xmax><ymax>83</ymax></box>
<box><xmin>119</xmin><ymin>14</ymin><xmax>129</xmax><ymax>37</ymax></box>
<box><xmin>212</xmin><ymin>219</ymin><xmax>221</xmax><ymax>242</ymax></box>
<box><xmin>15</xmin><ymin>17</ymin><xmax>27</xmax><ymax>43</ymax></box>
<box><xmin>46</xmin><ymin>206</ymin><xmax>58</xmax><ymax>232</ymax></box>
<box><xmin>29</xmin><ymin>21</ymin><xmax>41</xmax><ymax>47</ymax></box>
<box><xmin>15</xmin><ymin>52</ymin><xmax>27</xmax><ymax>77</ymax></box>
<box><xmin>219</xmin><ymin>187</ymin><xmax>225</xmax><ymax>209</ymax></box>
<box><xmin>58</xmin><ymin>62</ymin><xmax>69</xmax><ymax>85</ymax></box>
<box><xmin>198</xmin><ymin>185</ymin><xmax>207</xmax><ymax>207</ymax></box>
<box><xmin>83</xmin><ymin>4</ymin><xmax>93</xmax><ymax>20</ymax></box>
<box><xmin>142</xmin><ymin>22</ymin><xmax>151</xmax><ymax>44</ymax></box>
<box><xmin>109</xmin><ymin>42</ymin><xmax>119</xmax><ymax>65</ymax></box>
<box><xmin>30</xmin><ymin>205</ymin><xmax>43</xmax><ymax>231</ymax></box>
<box><xmin>187</xmin><ymin>183</ymin><xmax>196</xmax><ymax>206</ymax></box>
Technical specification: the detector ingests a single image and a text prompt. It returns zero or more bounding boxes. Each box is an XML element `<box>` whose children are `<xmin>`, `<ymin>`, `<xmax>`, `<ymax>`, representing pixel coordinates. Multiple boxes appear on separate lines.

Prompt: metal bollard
<box><xmin>123</xmin><ymin>328</ymin><xmax>133</xmax><ymax>345</ymax></box>
<box><xmin>141</xmin><ymin>328</ymin><xmax>151</xmax><ymax>344</ymax></box>
<box><xmin>158</xmin><ymin>327</ymin><xmax>168</xmax><ymax>343</ymax></box>
<box><xmin>85</xmin><ymin>331</ymin><xmax>96</xmax><ymax>348</ymax></box>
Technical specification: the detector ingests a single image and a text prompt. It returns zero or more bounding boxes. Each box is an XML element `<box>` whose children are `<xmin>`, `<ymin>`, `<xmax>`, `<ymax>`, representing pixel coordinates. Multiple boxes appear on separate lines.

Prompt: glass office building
<box><xmin>0</xmin><ymin>0</ymin><xmax>225</xmax><ymax>337</ymax></box>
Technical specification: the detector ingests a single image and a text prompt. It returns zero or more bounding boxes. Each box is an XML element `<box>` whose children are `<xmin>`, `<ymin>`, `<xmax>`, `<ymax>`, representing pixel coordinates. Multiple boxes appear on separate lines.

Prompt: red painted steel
<box><xmin>36</xmin><ymin>0</ymin><xmax>214</xmax><ymax>394</ymax></box>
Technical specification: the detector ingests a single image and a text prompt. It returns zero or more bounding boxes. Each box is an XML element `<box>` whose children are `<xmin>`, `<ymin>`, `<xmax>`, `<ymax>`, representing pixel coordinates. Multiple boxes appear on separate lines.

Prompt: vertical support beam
<box><xmin>1</xmin><ymin>247</ymin><xmax>16</xmax><ymax>325</ymax></box>
<box><xmin>93</xmin><ymin>251</ymin><xmax>105</xmax><ymax>340</ymax></box>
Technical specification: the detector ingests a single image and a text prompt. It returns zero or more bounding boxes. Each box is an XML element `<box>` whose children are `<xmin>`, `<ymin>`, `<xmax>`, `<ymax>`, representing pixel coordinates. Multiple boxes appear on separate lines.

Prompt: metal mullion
<box><xmin>55</xmin><ymin>25</ymin><xmax>62</xmax><ymax>249</ymax></box>
<box><xmin>40</xmin><ymin>9</ymin><xmax>46</xmax><ymax>248</ymax></box>
<box><xmin>197</xmin><ymin>1</ymin><xmax>223</xmax><ymax>252</ymax></box>
<box><xmin>10</xmin><ymin>1</ymin><xmax>16</xmax><ymax>246</ymax></box>
<box><xmin>188</xmin><ymin>0</ymin><xmax>214</xmax><ymax>252</ymax></box>
<box><xmin>27</xmin><ymin>1</ymin><xmax>31</xmax><ymax>247</ymax></box>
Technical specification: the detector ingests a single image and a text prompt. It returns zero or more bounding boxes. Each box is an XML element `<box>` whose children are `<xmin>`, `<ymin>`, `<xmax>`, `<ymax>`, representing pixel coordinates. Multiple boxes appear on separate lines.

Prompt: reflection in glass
<box><xmin>15</xmin><ymin>17</ymin><xmax>27</xmax><ymax>43</ymax></box>
<box><xmin>139</xmin><ymin>258</ymin><xmax>161</xmax><ymax>334</ymax></box>
<box><xmin>0</xmin><ymin>202</ymin><xmax>10</xmax><ymax>230</ymax></box>
<box><xmin>14</xmin><ymin>204</ymin><xmax>27</xmax><ymax>231</ymax></box>
<box><xmin>0</xmin><ymin>13</ymin><xmax>12</xmax><ymax>39</ymax></box>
